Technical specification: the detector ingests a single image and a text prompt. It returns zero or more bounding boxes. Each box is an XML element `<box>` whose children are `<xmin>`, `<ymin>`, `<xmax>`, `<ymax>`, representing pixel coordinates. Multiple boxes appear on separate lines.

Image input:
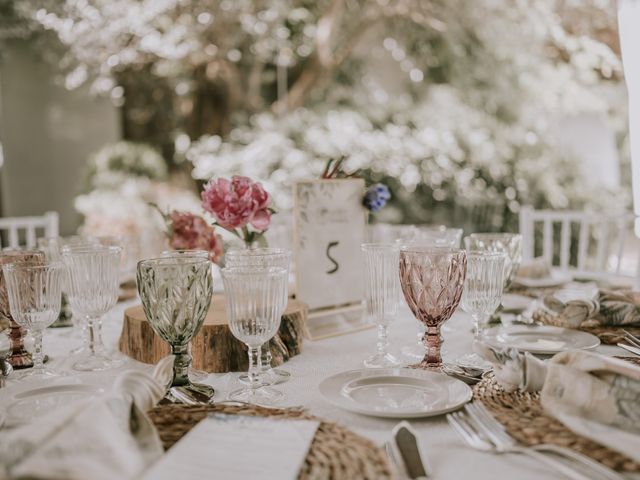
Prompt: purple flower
<box><xmin>363</xmin><ymin>183</ymin><xmax>391</xmax><ymax>212</ymax></box>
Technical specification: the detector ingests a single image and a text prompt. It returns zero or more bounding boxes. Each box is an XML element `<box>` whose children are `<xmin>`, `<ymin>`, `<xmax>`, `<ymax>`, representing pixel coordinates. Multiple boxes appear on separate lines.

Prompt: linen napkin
<box><xmin>539</xmin><ymin>289</ymin><xmax>640</xmax><ymax>329</ymax></box>
<box><xmin>0</xmin><ymin>357</ymin><xmax>173</xmax><ymax>480</ymax></box>
<box><xmin>475</xmin><ymin>343</ymin><xmax>640</xmax><ymax>462</ymax></box>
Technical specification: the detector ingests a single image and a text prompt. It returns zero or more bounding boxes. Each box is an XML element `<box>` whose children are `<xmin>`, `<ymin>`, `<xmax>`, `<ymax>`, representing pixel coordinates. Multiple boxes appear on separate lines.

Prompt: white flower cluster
<box><xmin>187</xmin><ymin>85</ymin><xmax>621</xmax><ymax>221</ymax></box>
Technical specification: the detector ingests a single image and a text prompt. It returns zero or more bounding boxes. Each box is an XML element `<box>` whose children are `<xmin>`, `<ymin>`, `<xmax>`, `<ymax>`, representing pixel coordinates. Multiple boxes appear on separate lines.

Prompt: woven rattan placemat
<box><xmin>148</xmin><ymin>404</ymin><xmax>392</xmax><ymax>480</ymax></box>
<box><xmin>473</xmin><ymin>357</ymin><xmax>640</xmax><ymax>472</ymax></box>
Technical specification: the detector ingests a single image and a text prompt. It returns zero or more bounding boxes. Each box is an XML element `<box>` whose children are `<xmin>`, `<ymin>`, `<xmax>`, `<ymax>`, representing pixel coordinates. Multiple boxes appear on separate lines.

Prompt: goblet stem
<box><xmin>421</xmin><ymin>326</ymin><xmax>443</xmax><ymax>370</ymax></box>
<box><xmin>32</xmin><ymin>329</ymin><xmax>45</xmax><ymax>373</ymax></box>
<box><xmin>247</xmin><ymin>345</ymin><xmax>263</xmax><ymax>389</ymax></box>
<box><xmin>8</xmin><ymin>319</ymin><xmax>33</xmax><ymax>369</ymax></box>
<box><xmin>376</xmin><ymin>324</ymin><xmax>390</xmax><ymax>357</ymax></box>
<box><xmin>171</xmin><ymin>344</ymin><xmax>191</xmax><ymax>386</ymax></box>
<box><xmin>86</xmin><ymin>316</ymin><xmax>105</xmax><ymax>355</ymax></box>
<box><xmin>473</xmin><ymin>313</ymin><xmax>491</xmax><ymax>338</ymax></box>
<box><xmin>260</xmin><ymin>342</ymin><xmax>271</xmax><ymax>372</ymax></box>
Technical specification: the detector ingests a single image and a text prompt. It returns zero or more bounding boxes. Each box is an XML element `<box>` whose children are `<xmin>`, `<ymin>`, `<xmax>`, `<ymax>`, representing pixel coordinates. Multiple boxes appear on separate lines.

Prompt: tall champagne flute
<box><xmin>399</xmin><ymin>247</ymin><xmax>467</xmax><ymax>369</ymax></box>
<box><xmin>0</xmin><ymin>250</ymin><xmax>45</xmax><ymax>369</ymax></box>
<box><xmin>2</xmin><ymin>262</ymin><xmax>64</xmax><ymax>379</ymax></box>
<box><xmin>465</xmin><ymin>234</ymin><xmax>522</xmax><ymax>290</ymax></box>
<box><xmin>221</xmin><ymin>266</ymin><xmax>288</xmax><ymax>406</ymax></box>
<box><xmin>137</xmin><ymin>256</ymin><xmax>214</xmax><ymax>401</ymax></box>
<box><xmin>225</xmin><ymin>248</ymin><xmax>291</xmax><ymax>385</ymax></box>
<box><xmin>461</xmin><ymin>252</ymin><xmax>506</xmax><ymax>337</ymax></box>
<box><xmin>361</xmin><ymin>243</ymin><xmax>401</xmax><ymax>368</ymax></box>
<box><xmin>62</xmin><ymin>245</ymin><xmax>123</xmax><ymax>371</ymax></box>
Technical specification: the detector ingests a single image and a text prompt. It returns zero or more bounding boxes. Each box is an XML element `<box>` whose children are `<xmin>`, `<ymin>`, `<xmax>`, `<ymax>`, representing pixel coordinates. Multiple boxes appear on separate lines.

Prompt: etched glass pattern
<box><xmin>137</xmin><ymin>257</ymin><xmax>213</xmax><ymax>388</ymax></box>
<box><xmin>399</xmin><ymin>247</ymin><xmax>467</xmax><ymax>369</ymax></box>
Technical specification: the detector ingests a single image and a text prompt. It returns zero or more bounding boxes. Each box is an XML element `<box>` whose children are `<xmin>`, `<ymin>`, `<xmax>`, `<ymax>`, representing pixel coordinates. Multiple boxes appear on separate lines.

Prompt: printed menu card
<box><xmin>141</xmin><ymin>414</ymin><xmax>319</xmax><ymax>480</ymax></box>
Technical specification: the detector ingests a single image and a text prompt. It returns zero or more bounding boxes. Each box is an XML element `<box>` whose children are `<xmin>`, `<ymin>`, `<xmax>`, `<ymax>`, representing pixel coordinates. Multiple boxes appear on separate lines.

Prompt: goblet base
<box><xmin>170</xmin><ymin>383</ymin><xmax>215</xmax><ymax>404</ymax></box>
<box><xmin>364</xmin><ymin>352</ymin><xmax>401</xmax><ymax>368</ymax></box>
<box><xmin>401</xmin><ymin>343</ymin><xmax>425</xmax><ymax>361</ymax></box>
<box><xmin>238</xmin><ymin>368</ymin><xmax>291</xmax><ymax>386</ymax></box>
<box><xmin>73</xmin><ymin>352</ymin><xmax>124</xmax><ymax>372</ymax></box>
<box><xmin>16</xmin><ymin>367</ymin><xmax>61</xmax><ymax>381</ymax></box>
<box><xmin>228</xmin><ymin>386</ymin><xmax>284</xmax><ymax>406</ymax></box>
<box><xmin>8</xmin><ymin>350</ymin><xmax>33</xmax><ymax>369</ymax></box>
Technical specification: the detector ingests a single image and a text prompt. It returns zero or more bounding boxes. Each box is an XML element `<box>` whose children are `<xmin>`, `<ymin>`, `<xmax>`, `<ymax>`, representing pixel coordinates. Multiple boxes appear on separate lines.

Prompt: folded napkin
<box><xmin>476</xmin><ymin>343</ymin><xmax>640</xmax><ymax>462</ymax></box>
<box><xmin>539</xmin><ymin>289</ymin><xmax>640</xmax><ymax>329</ymax></box>
<box><xmin>0</xmin><ymin>357</ymin><xmax>173</xmax><ymax>480</ymax></box>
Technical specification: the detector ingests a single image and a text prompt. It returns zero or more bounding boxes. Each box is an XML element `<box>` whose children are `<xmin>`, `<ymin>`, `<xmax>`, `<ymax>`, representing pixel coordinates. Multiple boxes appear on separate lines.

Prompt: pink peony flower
<box><xmin>201</xmin><ymin>176</ymin><xmax>272</xmax><ymax>231</ymax></box>
<box><xmin>169</xmin><ymin>211</ymin><xmax>223</xmax><ymax>264</ymax></box>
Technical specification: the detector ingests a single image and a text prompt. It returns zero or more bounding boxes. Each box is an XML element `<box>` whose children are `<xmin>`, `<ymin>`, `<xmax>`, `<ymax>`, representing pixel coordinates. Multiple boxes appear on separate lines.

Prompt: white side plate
<box><xmin>319</xmin><ymin>368</ymin><xmax>472</xmax><ymax>418</ymax></box>
<box><xmin>482</xmin><ymin>325</ymin><xmax>600</xmax><ymax>355</ymax></box>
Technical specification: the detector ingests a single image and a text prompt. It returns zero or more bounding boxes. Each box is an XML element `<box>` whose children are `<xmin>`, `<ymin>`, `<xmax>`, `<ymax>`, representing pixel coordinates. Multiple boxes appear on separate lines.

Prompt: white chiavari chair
<box><xmin>0</xmin><ymin>212</ymin><xmax>59</xmax><ymax>249</ymax></box>
<box><xmin>519</xmin><ymin>206</ymin><xmax>640</xmax><ymax>286</ymax></box>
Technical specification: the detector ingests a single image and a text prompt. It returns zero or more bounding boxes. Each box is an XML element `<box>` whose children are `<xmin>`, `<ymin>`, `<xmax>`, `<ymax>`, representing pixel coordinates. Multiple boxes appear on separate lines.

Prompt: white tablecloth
<box><xmin>1</xmin><ymin>299</ymin><xmax>633</xmax><ymax>480</ymax></box>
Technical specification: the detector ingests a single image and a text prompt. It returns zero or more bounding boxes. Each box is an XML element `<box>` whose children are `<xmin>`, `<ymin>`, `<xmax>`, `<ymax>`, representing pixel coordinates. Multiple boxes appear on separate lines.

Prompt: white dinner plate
<box><xmin>4</xmin><ymin>383</ymin><xmax>105</xmax><ymax>427</ymax></box>
<box><xmin>482</xmin><ymin>325</ymin><xmax>600</xmax><ymax>355</ymax></box>
<box><xmin>513</xmin><ymin>271</ymin><xmax>573</xmax><ymax>289</ymax></box>
<box><xmin>319</xmin><ymin>368</ymin><xmax>472</xmax><ymax>418</ymax></box>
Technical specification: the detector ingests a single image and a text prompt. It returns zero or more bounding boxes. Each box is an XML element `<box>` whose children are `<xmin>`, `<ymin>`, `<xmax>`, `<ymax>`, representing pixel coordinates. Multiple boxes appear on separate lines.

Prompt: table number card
<box><xmin>293</xmin><ymin>179</ymin><xmax>366</xmax><ymax>311</ymax></box>
<box><xmin>141</xmin><ymin>414</ymin><xmax>319</xmax><ymax>480</ymax></box>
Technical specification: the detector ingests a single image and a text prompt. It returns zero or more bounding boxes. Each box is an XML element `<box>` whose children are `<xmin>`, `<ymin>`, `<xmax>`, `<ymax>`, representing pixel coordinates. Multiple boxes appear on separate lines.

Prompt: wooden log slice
<box><xmin>118</xmin><ymin>294</ymin><xmax>309</xmax><ymax>373</ymax></box>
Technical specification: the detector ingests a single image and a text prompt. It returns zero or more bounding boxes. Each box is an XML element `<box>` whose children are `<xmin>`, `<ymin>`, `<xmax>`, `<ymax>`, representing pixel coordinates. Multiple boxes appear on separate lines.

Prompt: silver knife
<box><xmin>393</xmin><ymin>421</ymin><xmax>431</xmax><ymax>478</ymax></box>
<box><xmin>617</xmin><ymin>342</ymin><xmax>640</xmax><ymax>357</ymax></box>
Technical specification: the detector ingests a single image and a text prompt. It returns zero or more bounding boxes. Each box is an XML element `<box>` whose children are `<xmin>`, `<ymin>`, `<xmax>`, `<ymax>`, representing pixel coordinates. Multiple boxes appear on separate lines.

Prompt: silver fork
<box><xmin>466</xmin><ymin>402</ymin><xmax>624</xmax><ymax>480</ymax></box>
<box><xmin>623</xmin><ymin>329</ymin><xmax>640</xmax><ymax>349</ymax></box>
<box><xmin>447</xmin><ymin>409</ymin><xmax>591</xmax><ymax>480</ymax></box>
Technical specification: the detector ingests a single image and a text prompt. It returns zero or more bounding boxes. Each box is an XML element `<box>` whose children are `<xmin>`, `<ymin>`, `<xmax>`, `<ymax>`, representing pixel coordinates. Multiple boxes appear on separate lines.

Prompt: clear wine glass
<box><xmin>137</xmin><ymin>256</ymin><xmax>214</xmax><ymax>402</ymax></box>
<box><xmin>39</xmin><ymin>236</ymin><xmax>100</xmax><ymax>338</ymax></box>
<box><xmin>461</xmin><ymin>252</ymin><xmax>506</xmax><ymax>337</ymax></box>
<box><xmin>399</xmin><ymin>247</ymin><xmax>467</xmax><ymax>369</ymax></box>
<box><xmin>221</xmin><ymin>266</ymin><xmax>288</xmax><ymax>406</ymax></box>
<box><xmin>465</xmin><ymin>233</ymin><xmax>522</xmax><ymax>290</ymax></box>
<box><xmin>2</xmin><ymin>262</ymin><xmax>64</xmax><ymax>379</ymax></box>
<box><xmin>224</xmin><ymin>248</ymin><xmax>291</xmax><ymax>385</ymax></box>
<box><xmin>0</xmin><ymin>250</ymin><xmax>45</xmax><ymax>369</ymax></box>
<box><xmin>361</xmin><ymin>243</ymin><xmax>401</xmax><ymax>368</ymax></box>
<box><xmin>62</xmin><ymin>244</ymin><xmax>123</xmax><ymax>371</ymax></box>
<box><xmin>160</xmin><ymin>249</ymin><xmax>212</xmax><ymax>383</ymax></box>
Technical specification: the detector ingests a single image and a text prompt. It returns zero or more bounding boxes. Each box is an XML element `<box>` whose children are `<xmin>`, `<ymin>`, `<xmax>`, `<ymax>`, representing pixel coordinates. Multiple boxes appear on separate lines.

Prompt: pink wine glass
<box><xmin>399</xmin><ymin>247</ymin><xmax>467</xmax><ymax>369</ymax></box>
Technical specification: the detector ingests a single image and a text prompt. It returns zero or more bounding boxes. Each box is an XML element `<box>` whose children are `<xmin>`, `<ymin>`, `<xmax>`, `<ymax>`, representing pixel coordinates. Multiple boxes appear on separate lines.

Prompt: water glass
<box><xmin>2</xmin><ymin>262</ymin><xmax>64</xmax><ymax>379</ymax></box>
<box><xmin>0</xmin><ymin>250</ymin><xmax>45</xmax><ymax>369</ymax></box>
<box><xmin>137</xmin><ymin>256</ymin><xmax>214</xmax><ymax>400</ymax></box>
<box><xmin>62</xmin><ymin>244</ymin><xmax>123</xmax><ymax>371</ymax></box>
<box><xmin>399</xmin><ymin>247</ymin><xmax>467</xmax><ymax>369</ymax></box>
<box><xmin>225</xmin><ymin>248</ymin><xmax>291</xmax><ymax>385</ymax></box>
<box><xmin>221</xmin><ymin>266</ymin><xmax>288</xmax><ymax>406</ymax></box>
<box><xmin>465</xmin><ymin>233</ymin><xmax>522</xmax><ymax>290</ymax></box>
<box><xmin>361</xmin><ymin>243</ymin><xmax>401</xmax><ymax>368</ymax></box>
<box><xmin>461</xmin><ymin>252</ymin><xmax>506</xmax><ymax>337</ymax></box>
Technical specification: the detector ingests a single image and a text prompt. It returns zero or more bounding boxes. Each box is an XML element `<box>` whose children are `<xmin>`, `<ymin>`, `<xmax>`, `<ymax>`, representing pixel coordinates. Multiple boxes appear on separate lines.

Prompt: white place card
<box><xmin>141</xmin><ymin>414</ymin><xmax>319</xmax><ymax>480</ymax></box>
<box><xmin>293</xmin><ymin>179</ymin><xmax>366</xmax><ymax>310</ymax></box>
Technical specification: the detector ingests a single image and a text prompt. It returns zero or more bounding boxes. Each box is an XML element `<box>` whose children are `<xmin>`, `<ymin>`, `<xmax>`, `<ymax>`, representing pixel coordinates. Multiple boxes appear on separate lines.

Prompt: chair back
<box><xmin>0</xmin><ymin>212</ymin><xmax>59</xmax><ymax>249</ymax></box>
